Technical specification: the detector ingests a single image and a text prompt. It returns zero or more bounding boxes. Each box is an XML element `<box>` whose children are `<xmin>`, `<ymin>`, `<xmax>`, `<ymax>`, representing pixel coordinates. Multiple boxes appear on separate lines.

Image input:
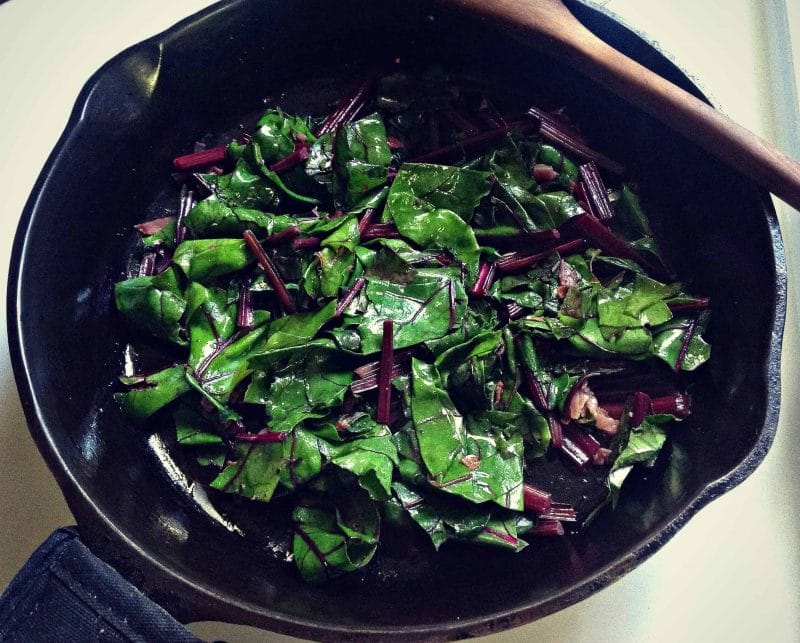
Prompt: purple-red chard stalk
<box><xmin>292</xmin><ymin>236</ymin><xmax>322</xmax><ymax>250</ymax></box>
<box><xmin>442</xmin><ymin>110</ymin><xmax>482</xmax><ymax>136</ymax></box>
<box><xmin>563</xmin><ymin>424</ymin><xmax>604</xmax><ymax>465</ymax></box>
<box><xmin>237</xmin><ymin>284</ymin><xmax>254</xmax><ymax>330</ymax></box>
<box><xmin>410</xmin><ymin>120</ymin><xmax>536</xmax><ymax>164</ymax></box>
<box><xmin>570</xmin><ymin>214</ymin><xmax>672</xmax><ymax>281</ymax></box>
<box><xmin>674</xmin><ymin>318</ymin><xmax>697</xmax><ymax>373</ymax></box>
<box><xmin>376</xmin><ymin>320</ymin><xmax>394</xmax><ymax>424</ymax></box>
<box><xmin>530</xmin><ymin>520</ymin><xmax>565</xmax><ymax>537</ymax></box>
<box><xmin>579</xmin><ymin>161</ymin><xmax>615</xmax><ymax>221</ymax></box>
<box><xmin>334</xmin><ymin>277</ymin><xmax>365</xmax><ymax>318</ymax></box>
<box><xmin>358</xmin><ymin>208</ymin><xmax>377</xmax><ymax>236</ymax></box>
<box><xmin>497</xmin><ymin>239</ymin><xmax>586</xmax><ymax>273</ymax></box>
<box><xmin>523</xmin><ymin>484</ymin><xmax>553</xmax><ymax>515</ymax></box>
<box><xmin>540</xmin><ymin>502</ymin><xmax>578</xmax><ymax>522</ymax></box>
<box><xmin>467</xmin><ymin>261</ymin><xmax>497</xmax><ymax>297</ymax></box>
<box><xmin>315</xmin><ymin>76</ymin><xmax>378</xmax><ymax>136</ymax></box>
<box><xmin>527</xmin><ymin>106</ymin><xmax>625</xmax><ymax>175</ymax></box>
<box><xmin>261</xmin><ymin>226</ymin><xmax>300</xmax><ymax>246</ymax></box>
<box><xmin>631</xmin><ymin>391</ymin><xmax>653</xmax><ymax>427</ymax></box>
<box><xmin>243</xmin><ymin>230</ymin><xmax>296</xmax><ymax>314</ymax></box>
<box><xmin>361</xmin><ymin>223</ymin><xmax>400</xmax><ymax>240</ymax></box>
<box><xmin>173</xmin><ymin>145</ymin><xmax>227</xmax><ymax>171</ymax></box>
<box><xmin>559</xmin><ymin>436</ymin><xmax>591</xmax><ymax>469</ymax></box>
<box><xmin>668</xmin><ymin>297</ymin><xmax>711</xmax><ymax>314</ymax></box>
<box><xmin>234</xmin><ymin>430</ymin><xmax>289</xmax><ymax>443</ymax></box>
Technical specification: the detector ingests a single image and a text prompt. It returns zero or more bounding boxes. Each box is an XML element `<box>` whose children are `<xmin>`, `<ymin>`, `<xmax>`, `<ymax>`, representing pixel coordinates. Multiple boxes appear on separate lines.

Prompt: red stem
<box><xmin>334</xmin><ymin>277</ymin><xmax>366</xmax><ymax>318</ymax></box>
<box><xmin>559</xmin><ymin>436</ymin><xmax>590</xmax><ymax>469</ymax></box>
<box><xmin>548</xmin><ymin>413</ymin><xmax>564</xmax><ymax>449</ymax></box>
<box><xmin>579</xmin><ymin>161</ymin><xmax>615</xmax><ymax>221</ymax></box>
<box><xmin>442</xmin><ymin>109</ymin><xmax>482</xmax><ymax>136</ymax></box>
<box><xmin>376</xmin><ymin>320</ymin><xmax>394</xmax><ymax>424</ymax></box>
<box><xmin>496</xmin><ymin>239</ymin><xmax>585</xmax><ymax>273</ymax></box>
<box><xmin>358</xmin><ymin>208</ymin><xmax>377</xmax><ymax>236</ymax></box>
<box><xmin>237</xmin><ymin>284</ymin><xmax>254</xmax><ymax>330</ymax></box>
<box><xmin>268</xmin><ymin>140</ymin><xmax>310</xmax><ymax>174</ymax></box>
<box><xmin>668</xmin><ymin>297</ymin><xmax>711</xmax><ymax>314</ymax></box>
<box><xmin>261</xmin><ymin>226</ymin><xmax>300</xmax><ymax>246</ymax></box>
<box><xmin>292</xmin><ymin>236</ymin><xmax>322</xmax><ymax>250</ymax></box>
<box><xmin>362</xmin><ymin>223</ymin><xmax>400</xmax><ymax>240</ymax></box>
<box><xmin>316</xmin><ymin>76</ymin><xmax>378</xmax><ymax>136</ymax></box>
<box><xmin>234</xmin><ymin>431</ymin><xmax>289</xmax><ymax>443</ymax></box>
<box><xmin>173</xmin><ymin>145</ymin><xmax>227</xmax><ymax>171</ymax></box>
<box><xmin>243</xmin><ymin>230</ymin><xmax>296</xmax><ymax>314</ymax></box>
<box><xmin>467</xmin><ymin>261</ymin><xmax>497</xmax><ymax>297</ymax></box>
<box><xmin>527</xmin><ymin>107</ymin><xmax>625</xmax><ymax>175</ymax></box>
<box><xmin>523</xmin><ymin>484</ymin><xmax>553</xmax><ymax>515</ymax></box>
<box><xmin>570</xmin><ymin>214</ymin><xmax>672</xmax><ymax>280</ymax></box>
<box><xmin>530</xmin><ymin>520</ymin><xmax>565</xmax><ymax>537</ymax></box>
<box><xmin>631</xmin><ymin>391</ymin><xmax>652</xmax><ymax>427</ymax></box>
<box><xmin>674</xmin><ymin>318</ymin><xmax>698</xmax><ymax>373</ymax></box>
<box><xmin>563</xmin><ymin>424</ymin><xmax>602</xmax><ymax>462</ymax></box>
<box><xmin>410</xmin><ymin>119</ymin><xmax>536</xmax><ymax>164</ymax></box>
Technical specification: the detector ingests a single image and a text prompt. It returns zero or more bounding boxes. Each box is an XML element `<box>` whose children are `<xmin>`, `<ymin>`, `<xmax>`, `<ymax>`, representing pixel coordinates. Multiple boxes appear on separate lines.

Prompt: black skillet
<box><xmin>7</xmin><ymin>0</ymin><xmax>785</xmax><ymax>640</ymax></box>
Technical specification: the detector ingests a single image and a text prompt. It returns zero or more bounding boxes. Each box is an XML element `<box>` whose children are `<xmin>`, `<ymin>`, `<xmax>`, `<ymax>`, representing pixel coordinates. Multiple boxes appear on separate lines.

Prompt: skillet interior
<box><xmin>8</xmin><ymin>0</ymin><xmax>784</xmax><ymax>639</ymax></box>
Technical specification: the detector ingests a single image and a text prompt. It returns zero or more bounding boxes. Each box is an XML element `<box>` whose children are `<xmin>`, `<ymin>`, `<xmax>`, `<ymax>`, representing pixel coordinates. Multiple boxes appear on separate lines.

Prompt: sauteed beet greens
<box><xmin>114</xmin><ymin>71</ymin><xmax>710</xmax><ymax>583</ymax></box>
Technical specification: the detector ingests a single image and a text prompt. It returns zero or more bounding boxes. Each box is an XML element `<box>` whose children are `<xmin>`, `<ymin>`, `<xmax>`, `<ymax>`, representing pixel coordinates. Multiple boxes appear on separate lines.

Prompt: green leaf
<box><xmin>280</xmin><ymin>427</ymin><xmax>328</xmax><ymax>490</ymax></box>
<box><xmin>184</xmin><ymin>282</ymin><xmax>237</xmax><ymax>371</ymax></box>
<box><xmin>392</xmin><ymin>482</ymin><xmax>531</xmax><ymax>552</ymax></box>
<box><xmin>200</xmin><ymin>160</ymin><xmax>278</xmax><ymax>210</ymax></box>
<box><xmin>385</xmin><ymin>163</ymin><xmax>490</xmax><ymax>282</ymax></box>
<box><xmin>353</xmin><ymin>274</ymin><xmax>467</xmax><ymax>354</ymax></box>
<box><xmin>335</xmin><ymin>113</ymin><xmax>392</xmax><ymax>206</ymax></box>
<box><xmin>114</xmin><ymin>268</ymin><xmax>186</xmax><ymax>344</ymax></box>
<box><xmin>210</xmin><ymin>442</ymin><xmax>286</xmax><ymax>503</ymax></box>
<box><xmin>262</xmin><ymin>353</ymin><xmax>353</xmax><ymax>432</ymax></box>
<box><xmin>115</xmin><ymin>365</ymin><xmax>191</xmax><ymax>421</ymax></box>
<box><xmin>569</xmin><ymin>318</ymin><xmax>653</xmax><ymax>358</ymax></box>
<box><xmin>410</xmin><ymin>359</ymin><xmax>524</xmax><ymax>509</ymax></box>
<box><xmin>536</xmin><ymin>143</ymin><xmax>579</xmax><ymax>182</ymax></box>
<box><xmin>614</xmin><ymin>184</ymin><xmax>653</xmax><ymax>236</ymax></box>
<box><xmin>185</xmin><ymin>197</ymin><xmax>295</xmax><ymax>237</ymax></box>
<box><xmin>433</xmin><ymin>331</ymin><xmax>502</xmax><ymax>370</ymax></box>
<box><xmin>305</xmin><ymin>132</ymin><xmax>340</xmax><ymax>197</ymax></box>
<box><xmin>292</xmin><ymin>487</ymin><xmax>379</xmax><ymax>583</ymax></box>
<box><xmin>652</xmin><ymin>317</ymin><xmax>711</xmax><ymax>371</ymax></box>
<box><xmin>608</xmin><ymin>415</ymin><xmax>669</xmax><ymax>506</ymax></box>
<box><xmin>321</xmin><ymin>215</ymin><xmax>360</xmax><ymax>252</ymax></box>
<box><xmin>173</xmin><ymin>239</ymin><xmax>254</xmax><ymax>282</ymax></box>
<box><xmin>141</xmin><ymin>219</ymin><xmax>177</xmax><ymax>248</ymax></box>
<box><xmin>174</xmin><ymin>404</ymin><xmax>222</xmax><ymax>446</ymax></box>
<box><xmin>260</xmin><ymin>301</ymin><xmax>337</xmax><ymax>352</ymax></box>
<box><xmin>248</xmin><ymin>109</ymin><xmax>315</xmax><ymax>165</ymax></box>
<box><xmin>196</xmin><ymin>325</ymin><xmax>269</xmax><ymax>400</ymax></box>
<box><xmin>330</xmin><ymin>426</ymin><xmax>399</xmax><ymax>500</ymax></box>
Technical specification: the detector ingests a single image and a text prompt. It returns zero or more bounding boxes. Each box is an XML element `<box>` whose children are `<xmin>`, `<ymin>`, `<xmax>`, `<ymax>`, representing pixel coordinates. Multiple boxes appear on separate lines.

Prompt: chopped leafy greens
<box><xmin>117</xmin><ymin>70</ymin><xmax>710</xmax><ymax>584</ymax></box>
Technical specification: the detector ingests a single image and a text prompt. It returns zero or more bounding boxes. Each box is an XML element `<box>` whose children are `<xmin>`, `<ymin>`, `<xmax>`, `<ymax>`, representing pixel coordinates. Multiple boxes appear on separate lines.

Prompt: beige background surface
<box><xmin>1</xmin><ymin>1</ymin><xmax>798</xmax><ymax>641</ymax></box>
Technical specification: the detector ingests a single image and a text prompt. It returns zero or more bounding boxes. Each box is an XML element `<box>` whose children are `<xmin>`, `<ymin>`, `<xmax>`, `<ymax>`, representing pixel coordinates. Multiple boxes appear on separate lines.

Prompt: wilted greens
<box><xmin>115</xmin><ymin>71</ymin><xmax>710</xmax><ymax>583</ymax></box>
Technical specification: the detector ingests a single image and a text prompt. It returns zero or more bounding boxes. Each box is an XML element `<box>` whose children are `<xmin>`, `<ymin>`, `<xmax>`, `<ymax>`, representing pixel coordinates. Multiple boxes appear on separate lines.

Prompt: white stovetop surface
<box><xmin>0</xmin><ymin>1</ymin><xmax>798</xmax><ymax>641</ymax></box>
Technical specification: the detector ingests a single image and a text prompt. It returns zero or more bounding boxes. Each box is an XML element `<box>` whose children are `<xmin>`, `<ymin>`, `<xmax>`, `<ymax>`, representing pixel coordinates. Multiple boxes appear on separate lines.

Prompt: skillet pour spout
<box><xmin>7</xmin><ymin>0</ymin><xmax>784</xmax><ymax>640</ymax></box>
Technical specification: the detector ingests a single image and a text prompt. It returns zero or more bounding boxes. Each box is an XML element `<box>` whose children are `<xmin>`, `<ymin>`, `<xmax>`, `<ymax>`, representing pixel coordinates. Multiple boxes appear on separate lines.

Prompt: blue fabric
<box><xmin>0</xmin><ymin>528</ymin><xmax>200</xmax><ymax>642</ymax></box>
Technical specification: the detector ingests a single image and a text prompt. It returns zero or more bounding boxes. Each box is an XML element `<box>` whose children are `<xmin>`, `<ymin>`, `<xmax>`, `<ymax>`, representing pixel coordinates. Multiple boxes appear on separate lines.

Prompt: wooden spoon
<box><xmin>443</xmin><ymin>0</ymin><xmax>800</xmax><ymax>211</ymax></box>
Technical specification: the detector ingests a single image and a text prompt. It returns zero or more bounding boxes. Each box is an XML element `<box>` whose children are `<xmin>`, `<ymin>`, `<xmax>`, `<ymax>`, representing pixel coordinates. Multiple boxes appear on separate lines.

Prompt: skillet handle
<box><xmin>441</xmin><ymin>0</ymin><xmax>800</xmax><ymax>211</ymax></box>
<box><xmin>0</xmin><ymin>528</ymin><xmax>200</xmax><ymax>642</ymax></box>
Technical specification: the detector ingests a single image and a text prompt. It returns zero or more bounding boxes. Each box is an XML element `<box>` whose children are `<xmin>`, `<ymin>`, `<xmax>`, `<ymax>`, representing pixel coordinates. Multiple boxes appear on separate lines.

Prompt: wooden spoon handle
<box><xmin>445</xmin><ymin>0</ymin><xmax>800</xmax><ymax>211</ymax></box>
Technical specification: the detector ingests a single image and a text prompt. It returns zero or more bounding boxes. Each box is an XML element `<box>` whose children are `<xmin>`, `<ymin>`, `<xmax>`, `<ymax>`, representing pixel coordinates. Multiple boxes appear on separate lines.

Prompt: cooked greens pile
<box><xmin>115</xmin><ymin>72</ymin><xmax>710</xmax><ymax>583</ymax></box>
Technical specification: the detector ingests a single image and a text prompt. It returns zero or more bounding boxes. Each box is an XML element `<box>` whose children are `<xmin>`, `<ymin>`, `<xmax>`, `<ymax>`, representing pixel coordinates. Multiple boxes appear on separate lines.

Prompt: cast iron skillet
<box><xmin>7</xmin><ymin>0</ymin><xmax>786</xmax><ymax>640</ymax></box>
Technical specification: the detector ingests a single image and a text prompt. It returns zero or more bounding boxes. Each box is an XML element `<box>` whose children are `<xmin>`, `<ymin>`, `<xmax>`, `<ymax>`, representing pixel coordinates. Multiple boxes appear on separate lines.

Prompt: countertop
<box><xmin>1</xmin><ymin>1</ymin><xmax>798</xmax><ymax>641</ymax></box>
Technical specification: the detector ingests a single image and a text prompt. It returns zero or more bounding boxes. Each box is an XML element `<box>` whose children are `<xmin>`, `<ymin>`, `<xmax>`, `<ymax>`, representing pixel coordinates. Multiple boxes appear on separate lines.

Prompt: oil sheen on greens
<box><xmin>114</xmin><ymin>73</ymin><xmax>710</xmax><ymax>584</ymax></box>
